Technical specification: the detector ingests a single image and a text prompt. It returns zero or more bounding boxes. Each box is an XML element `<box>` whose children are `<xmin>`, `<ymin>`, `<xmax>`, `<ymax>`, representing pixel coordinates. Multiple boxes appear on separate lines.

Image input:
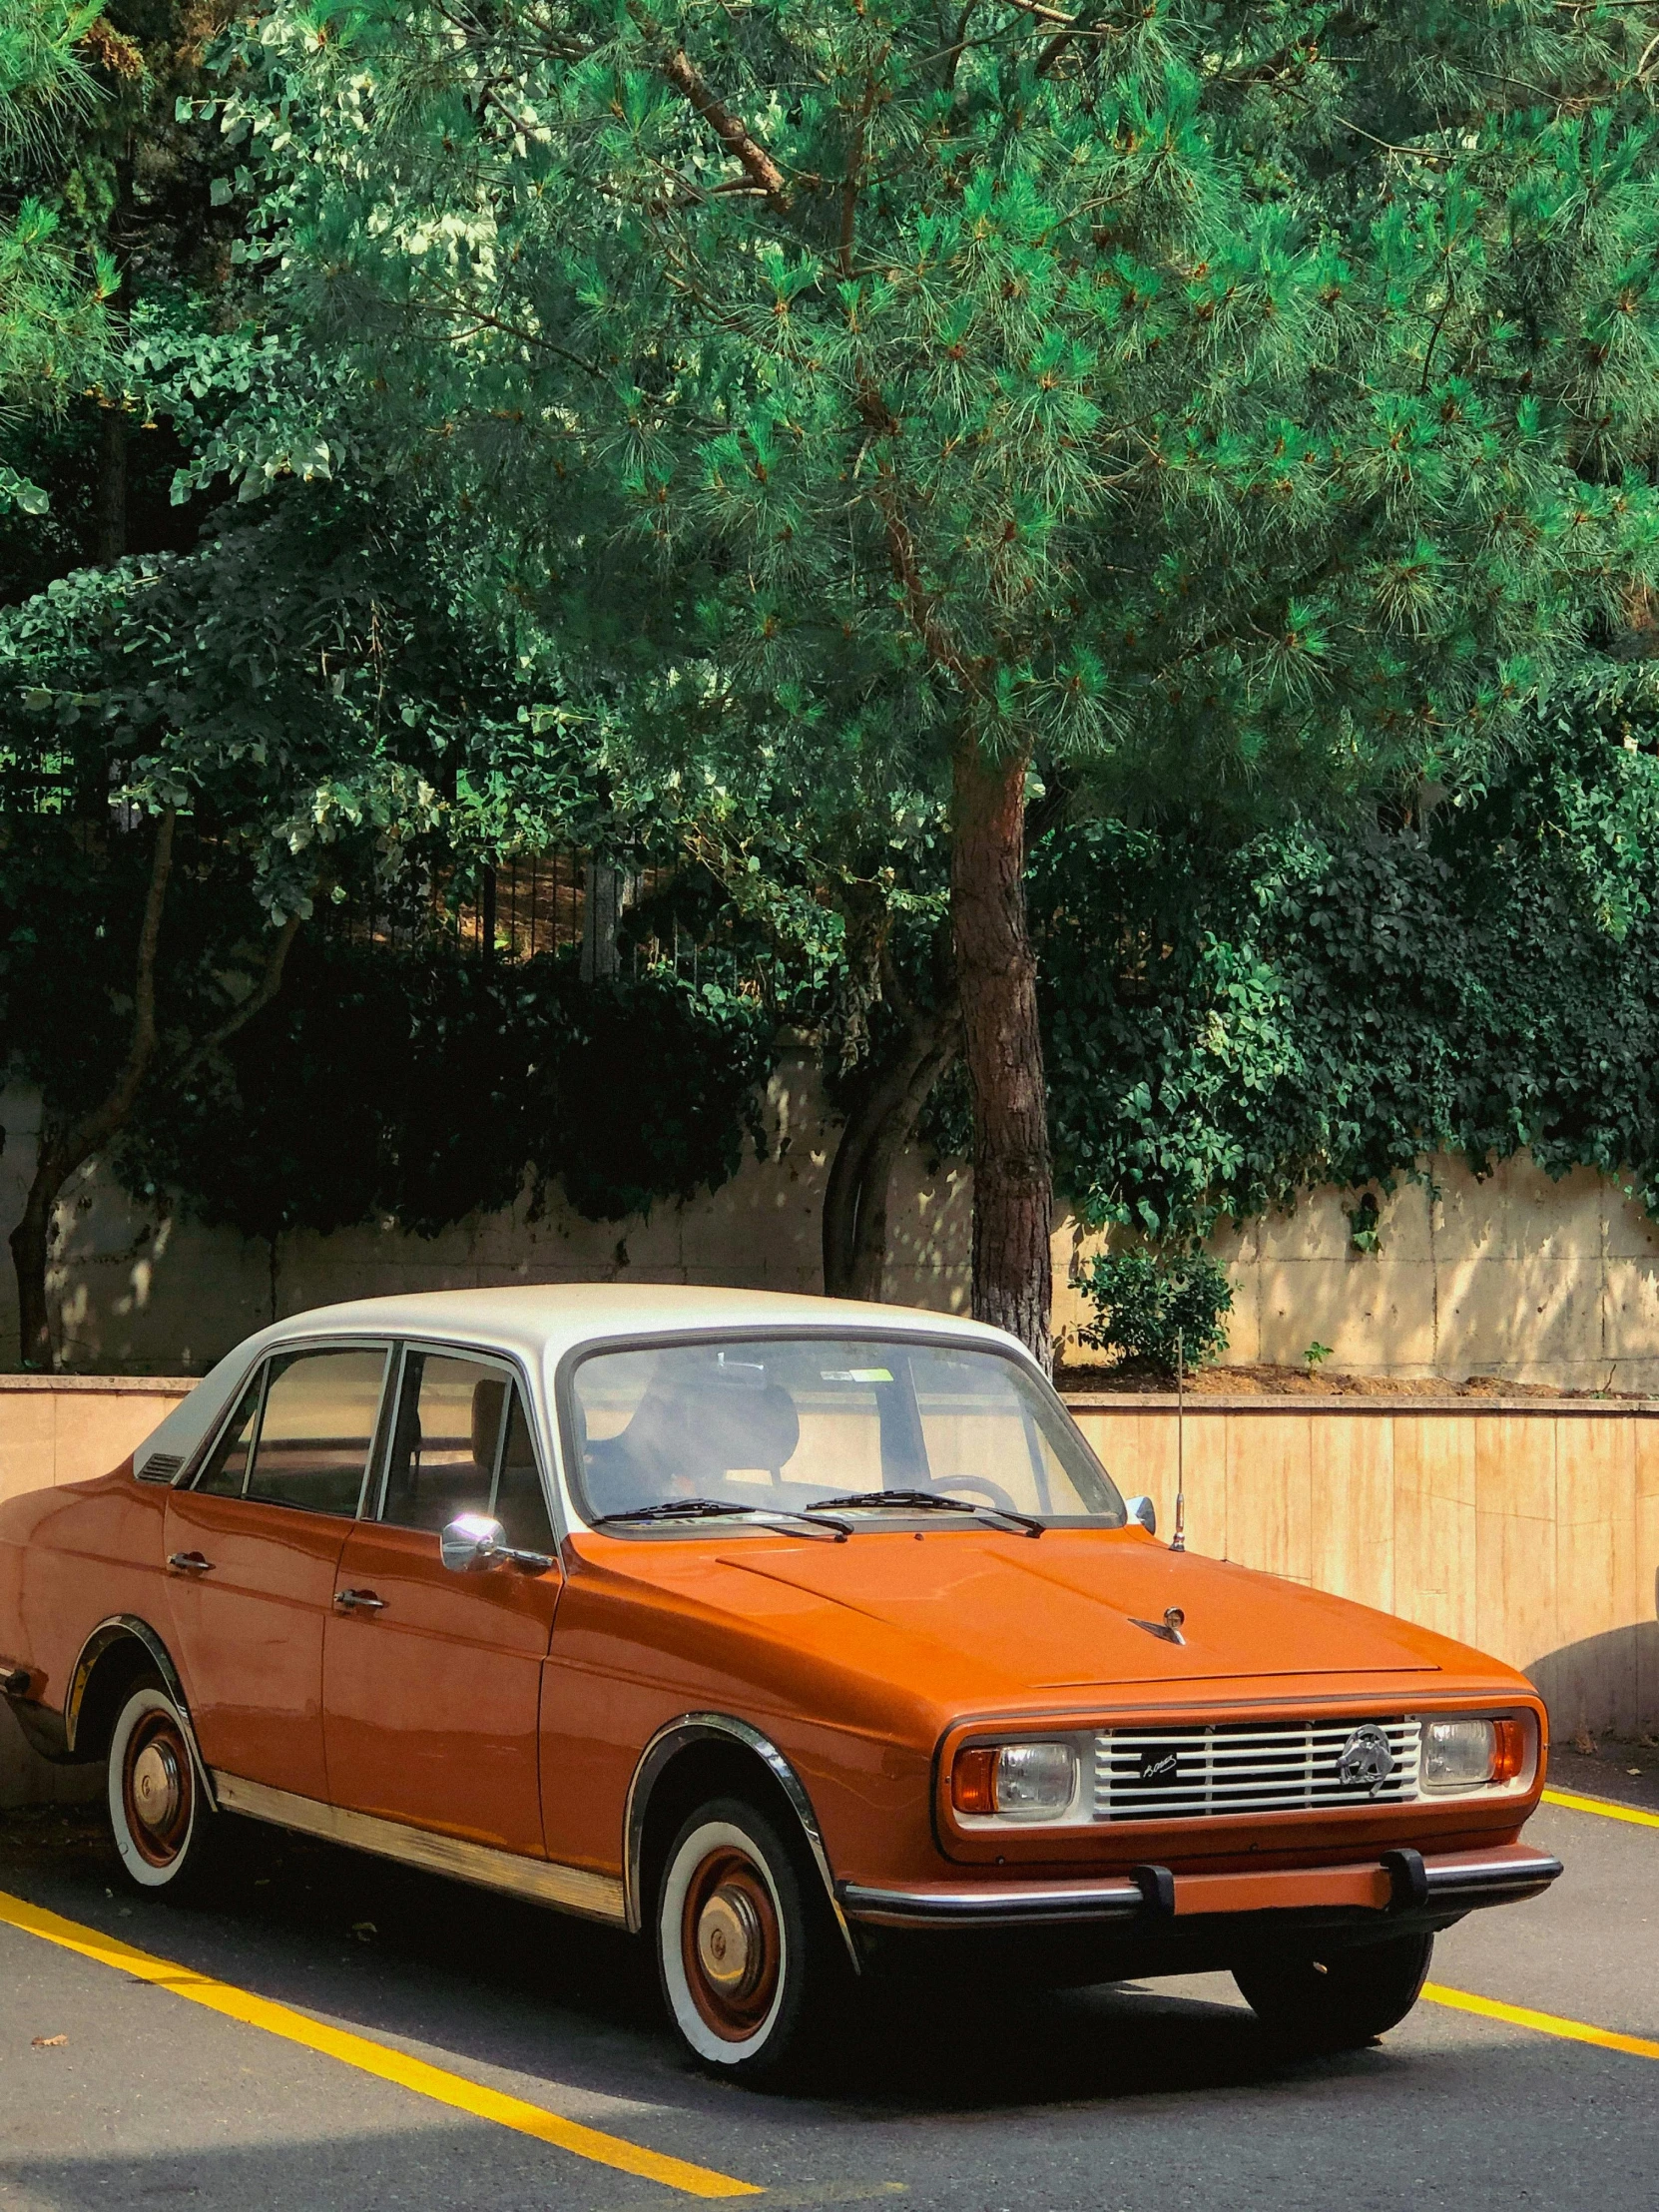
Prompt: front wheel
<box><xmin>1234</xmin><ymin>1931</ymin><xmax>1434</xmax><ymax>2053</ymax></box>
<box><xmin>655</xmin><ymin>1797</ymin><xmax>845</xmax><ymax>2085</ymax></box>
<box><xmin>107</xmin><ymin>1680</ymin><xmax>219</xmax><ymax>1896</ymax></box>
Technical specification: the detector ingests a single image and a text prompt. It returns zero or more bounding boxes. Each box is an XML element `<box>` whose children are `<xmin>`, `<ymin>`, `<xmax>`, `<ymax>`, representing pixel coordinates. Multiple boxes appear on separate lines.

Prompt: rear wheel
<box><xmin>1234</xmin><ymin>1931</ymin><xmax>1434</xmax><ymax>2052</ymax></box>
<box><xmin>655</xmin><ymin>1796</ymin><xmax>846</xmax><ymax>2085</ymax></box>
<box><xmin>107</xmin><ymin>1680</ymin><xmax>218</xmax><ymax>1896</ymax></box>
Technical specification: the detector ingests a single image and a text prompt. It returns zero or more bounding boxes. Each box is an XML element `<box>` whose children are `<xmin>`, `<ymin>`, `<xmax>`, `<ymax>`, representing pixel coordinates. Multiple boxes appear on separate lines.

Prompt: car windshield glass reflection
<box><xmin>570</xmin><ymin>1339</ymin><xmax>1125</xmax><ymax>1530</ymax></box>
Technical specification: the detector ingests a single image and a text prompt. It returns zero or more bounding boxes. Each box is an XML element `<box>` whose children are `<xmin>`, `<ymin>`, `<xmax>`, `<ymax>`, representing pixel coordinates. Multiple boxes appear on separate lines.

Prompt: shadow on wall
<box><xmin>1528</xmin><ymin>1602</ymin><xmax>1659</xmax><ymax>1745</ymax></box>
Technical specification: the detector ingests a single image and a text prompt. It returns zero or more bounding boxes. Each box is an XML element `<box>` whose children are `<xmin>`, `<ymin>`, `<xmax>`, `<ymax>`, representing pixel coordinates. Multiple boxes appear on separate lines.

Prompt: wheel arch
<box><xmin>65</xmin><ymin>1616</ymin><xmax>216</xmax><ymax>1806</ymax></box>
<box><xmin>623</xmin><ymin>1714</ymin><xmax>859</xmax><ymax>1970</ymax></box>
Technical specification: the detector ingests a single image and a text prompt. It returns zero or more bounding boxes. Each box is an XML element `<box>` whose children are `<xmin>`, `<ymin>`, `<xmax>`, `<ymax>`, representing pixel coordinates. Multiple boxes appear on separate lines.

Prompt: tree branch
<box><xmin>63</xmin><ymin>804</ymin><xmax>175</xmax><ymax>1167</ymax></box>
<box><xmin>176</xmin><ymin>906</ymin><xmax>310</xmax><ymax>1089</ymax></box>
<box><xmin>631</xmin><ymin>7</ymin><xmax>791</xmax><ymax>211</ymax></box>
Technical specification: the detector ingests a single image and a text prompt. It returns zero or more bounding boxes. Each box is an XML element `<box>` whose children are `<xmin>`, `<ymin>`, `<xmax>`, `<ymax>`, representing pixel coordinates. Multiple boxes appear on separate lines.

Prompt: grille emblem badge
<box><xmin>1336</xmin><ymin>1723</ymin><xmax>1395</xmax><ymax>1795</ymax></box>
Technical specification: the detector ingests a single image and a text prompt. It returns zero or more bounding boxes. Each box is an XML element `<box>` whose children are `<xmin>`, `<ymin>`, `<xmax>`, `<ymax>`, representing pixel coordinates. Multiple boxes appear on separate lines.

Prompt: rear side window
<box><xmin>195</xmin><ymin>1374</ymin><xmax>263</xmax><ymax>1497</ymax></box>
<box><xmin>244</xmin><ymin>1349</ymin><xmax>389</xmax><ymax>1516</ymax></box>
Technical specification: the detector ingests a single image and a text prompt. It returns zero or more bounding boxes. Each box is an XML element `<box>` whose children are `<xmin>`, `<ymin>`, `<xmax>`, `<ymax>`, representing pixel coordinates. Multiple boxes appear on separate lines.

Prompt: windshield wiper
<box><xmin>802</xmin><ymin>1488</ymin><xmax>1043</xmax><ymax>1538</ymax></box>
<box><xmin>590</xmin><ymin>1497</ymin><xmax>850</xmax><ymax>1541</ymax></box>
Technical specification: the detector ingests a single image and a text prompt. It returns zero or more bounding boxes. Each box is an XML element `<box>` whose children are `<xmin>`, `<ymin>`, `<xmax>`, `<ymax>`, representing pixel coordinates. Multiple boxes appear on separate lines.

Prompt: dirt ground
<box><xmin>1056</xmin><ymin>1360</ymin><xmax>1651</xmax><ymax>1400</ymax></box>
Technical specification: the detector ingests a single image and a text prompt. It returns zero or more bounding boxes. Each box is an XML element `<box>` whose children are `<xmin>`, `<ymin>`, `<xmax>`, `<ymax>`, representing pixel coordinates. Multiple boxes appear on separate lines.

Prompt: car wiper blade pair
<box><xmin>590</xmin><ymin>1497</ymin><xmax>850</xmax><ymax>1541</ymax></box>
<box><xmin>803</xmin><ymin>1488</ymin><xmax>1044</xmax><ymax>1538</ymax></box>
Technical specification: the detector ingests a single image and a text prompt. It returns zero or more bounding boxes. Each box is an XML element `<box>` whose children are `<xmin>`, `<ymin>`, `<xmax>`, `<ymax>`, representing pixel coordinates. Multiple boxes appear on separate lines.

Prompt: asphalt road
<box><xmin>1</xmin><ymin>1753</ymin><xmax>1654</xmax><ymax>2212</ymax></box>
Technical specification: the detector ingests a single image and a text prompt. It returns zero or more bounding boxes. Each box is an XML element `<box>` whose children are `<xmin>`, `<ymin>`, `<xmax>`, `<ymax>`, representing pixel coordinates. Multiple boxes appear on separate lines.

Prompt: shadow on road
<box><xmin>0</xmin><ymin>1805</ymin><xmax>1395</xmax><ymax>2122</ymax></box>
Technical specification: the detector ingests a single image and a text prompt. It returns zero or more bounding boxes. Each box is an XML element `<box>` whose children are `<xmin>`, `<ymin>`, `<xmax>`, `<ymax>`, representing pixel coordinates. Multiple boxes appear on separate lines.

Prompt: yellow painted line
<box><xmin>1543</xmin><ymin>1787</ymin><xmax>1659</xmax><ymax>1832</ymax></box>
<box><xmin>1423</xmin><ymin>1982</ymin><xmax>1659</xmax><ymax>2062</ymax></box>
<box><xmin>0</xmin><ymin>1888</ymin><xmax>760</xmax><ymax>2198</ymax></box>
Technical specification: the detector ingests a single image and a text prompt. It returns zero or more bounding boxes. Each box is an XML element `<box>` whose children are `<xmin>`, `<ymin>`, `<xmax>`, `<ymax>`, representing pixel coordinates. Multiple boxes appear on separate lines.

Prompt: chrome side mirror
<box><xmin>439</xmin><ymin>1512</ymin><xmax>553</xmax><ymax>1576</ymax></box>
<box><xmin>1123</xmin><ymin>1494</ymin><xmax>1157</xmax><ymax>1535</ymax></box>
<box><xmin>441</xmin><ymin>1513</ymin><xmax>508</xmax><ymax>1572</ymax></box>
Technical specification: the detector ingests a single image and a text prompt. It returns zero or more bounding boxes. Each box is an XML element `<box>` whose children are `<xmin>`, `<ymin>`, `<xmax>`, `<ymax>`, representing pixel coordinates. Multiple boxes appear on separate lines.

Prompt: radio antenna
<box><xmin>1172</xmin><ymin>1329</ymin><xmax>1187</xmax><ymax>1552</ymax></box>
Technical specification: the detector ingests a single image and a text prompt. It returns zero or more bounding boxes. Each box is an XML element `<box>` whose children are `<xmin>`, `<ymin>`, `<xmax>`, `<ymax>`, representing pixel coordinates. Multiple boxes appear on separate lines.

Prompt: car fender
<box><xmin>65</xmin><ymin>1614</ymin><xmax>217</xmax><ymax>1806</ymax></box>
<box><xmin>623</xmin><ymin>1710</ymin><xmax>859</xmax><ymax>1968</ymax></box>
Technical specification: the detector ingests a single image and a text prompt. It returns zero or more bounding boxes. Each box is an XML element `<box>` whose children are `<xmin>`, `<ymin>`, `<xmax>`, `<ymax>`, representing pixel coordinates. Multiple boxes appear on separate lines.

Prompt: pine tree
<box><xmin>219</xmin><ymin>0</ymin><xmax>1659</xmax><ymax>1360</ymax></box>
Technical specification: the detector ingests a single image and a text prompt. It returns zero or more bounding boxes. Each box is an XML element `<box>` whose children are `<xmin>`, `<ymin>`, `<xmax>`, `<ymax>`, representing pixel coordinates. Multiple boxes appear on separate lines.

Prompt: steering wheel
<box><xmin>933</xmin><ymin>1473</ymin><xmax>1024</xmax><ymax>1516</ymax></box>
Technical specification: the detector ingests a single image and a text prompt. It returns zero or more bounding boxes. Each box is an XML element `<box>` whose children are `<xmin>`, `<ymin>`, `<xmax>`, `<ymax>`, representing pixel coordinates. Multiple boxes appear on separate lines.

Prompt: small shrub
<box><xmin>1076</xmin><ymin>1247</ymin><xmax>1234</xmax><ymax>1373</ymax></box>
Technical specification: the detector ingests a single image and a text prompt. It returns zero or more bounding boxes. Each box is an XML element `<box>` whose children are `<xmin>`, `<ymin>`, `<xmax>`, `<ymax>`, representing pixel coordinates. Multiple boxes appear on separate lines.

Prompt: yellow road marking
<box><xmin>1543</xmin><ymin>1787</ymin><xmax>1659</xmax><ymax>1832</ymax></box>
<box><xmin>0</xmin><ymin>1889</ymin><xmax>760</xmax><ymax>2198</ymax></box>
<box><xmin>1423</xmin><ymin>1982</ymin><xmax>1659</xmax><ymax>2062</ymax></box>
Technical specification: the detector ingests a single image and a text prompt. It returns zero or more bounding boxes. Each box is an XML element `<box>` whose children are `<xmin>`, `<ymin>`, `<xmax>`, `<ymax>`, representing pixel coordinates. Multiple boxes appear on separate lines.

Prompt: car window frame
<box><xmin>551</xmin><ymin>1325</ymin><xmax>1119</xmax><ymax>1536</ymax></box>
<box><xmin>367</xmin><ymin>1338</ymin><xmax>560</xmax><ymax>1547</ymax></box>
<box><xmin>181</xmin><ymin>1338</ymin><xmax>396</xmax><ymax>1520</ymax></box>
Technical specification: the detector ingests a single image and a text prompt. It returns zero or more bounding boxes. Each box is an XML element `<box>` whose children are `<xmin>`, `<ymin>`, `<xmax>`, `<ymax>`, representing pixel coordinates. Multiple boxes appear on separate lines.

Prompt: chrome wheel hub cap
<box><xmin>131</xmin><ymin>1741</ymin><xmax>181</xmax><ymax>1835</ymax></box>
<box><xmin>696</xmin><ymin>1887</ymin><xmax>764</xmax><ymax>1996</ymax></box>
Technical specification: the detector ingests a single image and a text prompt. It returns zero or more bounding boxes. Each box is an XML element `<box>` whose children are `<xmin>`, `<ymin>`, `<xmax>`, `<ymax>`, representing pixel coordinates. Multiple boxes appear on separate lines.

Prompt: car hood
<box><xmin>602</xmin><ymin>1525</ymin><xmax>1448</xmax><ymax>1707</ymax></box>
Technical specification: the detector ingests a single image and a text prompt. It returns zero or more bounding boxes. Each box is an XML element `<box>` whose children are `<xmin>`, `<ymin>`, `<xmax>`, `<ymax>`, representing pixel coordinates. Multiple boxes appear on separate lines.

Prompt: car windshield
<box><xmin>567</xmin><ymin>1336</ymin><xmax>1127</xmax><ymax>1531</ymax></box>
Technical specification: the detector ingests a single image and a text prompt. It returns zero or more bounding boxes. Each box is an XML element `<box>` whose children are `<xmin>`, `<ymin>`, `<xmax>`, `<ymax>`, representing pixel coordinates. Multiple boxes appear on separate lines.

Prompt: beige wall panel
<box><xmin>1226</xmin><ymin>1414</ymin><xmax>1312</xmax><ymax>1583</ymax></box>
<box><xmin>1310</xmin><ymin>1416</ymin><xmax>1394</xmax><ymax>1617</ymax></box>
<box><xmin>0</xmin><ymin>1391</ymin><xmax>55</xmax><ymax>1510</ymax></box>
<box><xmin>1390</xmin><ymin>1417</ymin><xmax>1477</xmax><ymax>1648</ymax></box>
<box><xmin>1473</xmin><ymin>1415</ymin><xmax>1558</xmax><ymax>1688</ymax></box>
<box><xmin>1476</xmin><ymin>1413</ymin><xmax>1556</xmax><ymax>1526</ymax></box>
<box><xmin>1181</xmin><ymin>1413</ymin><xmax>1231</xmax><ymax>1562</ymax></box>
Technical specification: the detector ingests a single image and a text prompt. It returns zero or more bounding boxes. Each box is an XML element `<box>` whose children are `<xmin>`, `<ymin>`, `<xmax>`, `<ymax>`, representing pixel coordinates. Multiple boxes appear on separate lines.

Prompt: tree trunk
<box><xmin>950</xmin><ymin>736</ymin><xmax>1053</xmax><ymax>1367</ymax></box>
<box><xmin>8</xmin><ymin>1150</ymin><xmax>64</xmax><ymax>1372</ymax></box>
<box><xmin>6</xmin><ymin>811</ymin><xmax>306</xmax><ymax>1370</ymax></box>
<box><xmin>844</xmin><ymin>1030</ymin><xmax>957</xmax><ymax>1302</ymax></box>
<box><xmin>822</xmin><ymin>1008</ymin><xmax>957</xmax><ymax>1301</ymax></box>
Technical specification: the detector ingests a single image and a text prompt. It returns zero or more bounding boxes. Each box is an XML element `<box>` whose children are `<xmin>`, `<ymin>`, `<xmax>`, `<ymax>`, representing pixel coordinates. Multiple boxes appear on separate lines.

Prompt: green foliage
<box><xmin>119</xmin><ymin>939</ymin><xmax>776</xmax><ymax>1239</ymax></box>
<box><xmin>205</xmin><ymin>0</ymin><xmax>1659</xmax><ymax>807</ymax></box>
<box><xmin>0</xmin><ymin>488</ymin><xmax>549</xmax><ymax>1163</ymax></box>
<box><xmin>1076</xmin><ymin>1247</ymin><xmax>1234</xmax><ymax>1374</ymax></box>
<box><xmin>0</xmin><ymin>0</ymin><xmax>117</xmax><ymax>499</ymax></box>
<box><xmin>1037</xmin><ymin>700</ymin><xmax>1659</xmax><ymax>1239</ymax></box>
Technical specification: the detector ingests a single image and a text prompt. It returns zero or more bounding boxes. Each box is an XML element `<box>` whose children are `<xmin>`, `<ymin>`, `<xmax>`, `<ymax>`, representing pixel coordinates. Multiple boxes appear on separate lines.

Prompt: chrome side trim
<box><xmin>64</xmin><ymin>1616</ymin><xmax>217</xmax><ymax>1807</ymax></box>
<box><xmin>841</xmin><ymin>1878</ymin><xmax>1145</xmax><ymax>1930</ymax></box>
<box><xmin>212</xmin><ymin>1773</ymin><xmax>627</xmax><ymax>1925</ymax></box>
<box><xmin>622</xmin><ymin>1712</ymin><xmax>860</xmax><ymax>1969</ymax></box>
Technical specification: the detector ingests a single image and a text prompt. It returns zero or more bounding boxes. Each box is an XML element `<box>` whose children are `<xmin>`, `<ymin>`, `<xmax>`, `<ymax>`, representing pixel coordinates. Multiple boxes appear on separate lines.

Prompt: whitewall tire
<box><xmin>655</xmin><ymin>1798</ymin><xmax>835</xmax><ymax>2083</ymax></box>
<box><xmin>107</xmin><ymin>1682</ymin><xmax>214</xmax><ymax>1894</ymax></box>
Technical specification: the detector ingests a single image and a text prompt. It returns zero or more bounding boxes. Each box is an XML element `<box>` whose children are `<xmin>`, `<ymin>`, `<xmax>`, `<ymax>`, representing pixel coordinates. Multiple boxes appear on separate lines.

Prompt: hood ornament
<box><xmin>1130</xmin><ymin>1606</ymin><xmax>1186</xmax><ymax>1646</ymax></box>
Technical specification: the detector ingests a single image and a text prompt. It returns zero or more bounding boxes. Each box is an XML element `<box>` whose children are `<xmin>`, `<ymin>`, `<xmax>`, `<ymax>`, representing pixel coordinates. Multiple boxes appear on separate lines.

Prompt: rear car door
<box><xmin>162</xmin><ymin>1343</ymin><xmax>392</xmax><ymax>1801</ymax></box>
<box><xmin>321</xmin><ymin>1346</ymin><xmax>562</xmax><ymax>1855</ymax></box>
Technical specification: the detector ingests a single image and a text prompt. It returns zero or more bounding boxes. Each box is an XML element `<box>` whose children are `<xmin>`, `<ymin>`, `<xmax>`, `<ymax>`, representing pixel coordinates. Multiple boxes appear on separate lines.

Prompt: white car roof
<box><xmin>131</xmin><ymin>1285</ymin><xmax>1021</xmax><ymax>1481</ymax></box>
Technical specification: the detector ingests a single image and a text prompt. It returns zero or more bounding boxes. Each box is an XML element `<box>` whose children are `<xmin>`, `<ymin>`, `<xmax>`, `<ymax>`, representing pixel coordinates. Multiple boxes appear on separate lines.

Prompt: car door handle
<box><xmin>167</xmin><ymin>1551</ymin><xmax>215</xmax><ymax>1575</ymax></box>
<box><xmin>334</xmin><ymin>1588</ymin><xmax>386</xmax><ymax>1613</ymax></box>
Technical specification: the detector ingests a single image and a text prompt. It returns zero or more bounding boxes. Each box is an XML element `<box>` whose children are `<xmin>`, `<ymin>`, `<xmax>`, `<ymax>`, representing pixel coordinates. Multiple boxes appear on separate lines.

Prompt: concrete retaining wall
<box><xmin>6</xmin><ymin>1064</ymin><xmax>1659</xmax><ymax>1390</ymax></box>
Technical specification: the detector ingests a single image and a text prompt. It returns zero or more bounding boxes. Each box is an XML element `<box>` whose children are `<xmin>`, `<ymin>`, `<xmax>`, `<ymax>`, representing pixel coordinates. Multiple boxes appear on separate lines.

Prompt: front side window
<box><xmin>568</xmin><ymin>1337</ymin><xmax>1125</xmax><ymax>1531</ymax></box>
<box><xmin>244</xmin><ymin>1348</ymin><xmax>389</xmax><ymax>1516</ymax></box>
<box><xmin>379</xmin><ymin>1350</ymin><xmax>554</xmax><ymax>1552</ymax></box>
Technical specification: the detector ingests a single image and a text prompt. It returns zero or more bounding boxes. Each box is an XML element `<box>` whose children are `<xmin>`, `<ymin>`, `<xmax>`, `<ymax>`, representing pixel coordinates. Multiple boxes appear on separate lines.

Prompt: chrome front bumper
<box><xmin>841</xmin><ymin>1843</ymin><xmax>1563</xmax><ymax>1930</ymax></box>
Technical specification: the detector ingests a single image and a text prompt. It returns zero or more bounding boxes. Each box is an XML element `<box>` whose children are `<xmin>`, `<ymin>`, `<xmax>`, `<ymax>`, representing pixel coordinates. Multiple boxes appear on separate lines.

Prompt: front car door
<box><xmin>163</xmin><ymin>1343</ymin><xmax>392</xmax><ymax>1800</ymax></box>
<box><xmin>321</xmin><ymin>1345</ymin><xmax>562</xmax><ymax>1855</ymax></box>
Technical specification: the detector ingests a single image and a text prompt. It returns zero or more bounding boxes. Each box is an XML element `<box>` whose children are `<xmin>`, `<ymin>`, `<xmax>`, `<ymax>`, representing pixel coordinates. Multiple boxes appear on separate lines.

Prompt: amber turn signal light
<box><xmin>1492</xmin><ymin>1717</ymin><xmax>1525</xmax><ymax>1784</ymax></box>
<box><xmin>951</xmin><ymin>1746</ymin><xmax>996</xmax><ymax>1815</ymax></box>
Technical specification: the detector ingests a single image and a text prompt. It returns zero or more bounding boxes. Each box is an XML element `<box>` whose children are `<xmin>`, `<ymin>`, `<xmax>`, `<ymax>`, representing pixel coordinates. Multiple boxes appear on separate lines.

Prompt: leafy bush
<box><xmin>120</xmin><ymin>939</ymin><xmax>776</xmax><ymax>1239</ymax></box>
<box><xmin>1076</xmin><ymin>1248</ymin><xmax>1234</xmax><ymax>1374</ymax></box>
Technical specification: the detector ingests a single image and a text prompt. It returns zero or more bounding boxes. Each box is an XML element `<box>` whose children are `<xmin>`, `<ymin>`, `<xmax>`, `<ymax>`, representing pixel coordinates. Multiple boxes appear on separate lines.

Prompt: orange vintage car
<box><xmin>0</xmin><ymin>1286</ymin><xmax>1559</xmax><ymax>2079</ymax></box>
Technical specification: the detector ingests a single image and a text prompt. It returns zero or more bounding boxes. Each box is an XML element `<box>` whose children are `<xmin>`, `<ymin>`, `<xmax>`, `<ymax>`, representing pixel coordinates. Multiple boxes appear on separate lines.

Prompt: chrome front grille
<box><xmin>1093</xmin><ymin>1718</ymin><xmax>1420</xmax><ymax>1822</ymax></box>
